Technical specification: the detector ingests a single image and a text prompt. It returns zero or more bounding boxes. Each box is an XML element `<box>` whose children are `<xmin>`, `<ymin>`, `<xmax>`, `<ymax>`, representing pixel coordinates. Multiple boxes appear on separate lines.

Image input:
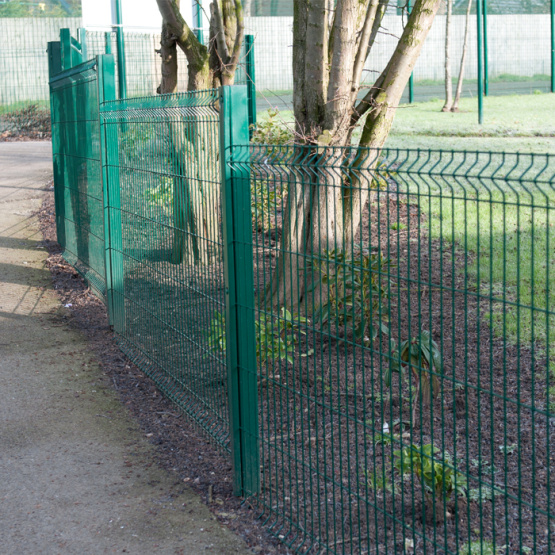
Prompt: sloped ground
<box><xmin>0</xmin><ymin>142</ymin><xmax>251</xmax><ymax>554</ymax></box>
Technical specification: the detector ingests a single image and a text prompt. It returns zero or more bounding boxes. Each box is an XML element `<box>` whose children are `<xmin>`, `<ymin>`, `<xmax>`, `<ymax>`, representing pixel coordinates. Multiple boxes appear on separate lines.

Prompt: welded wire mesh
<box><xmin>0</xmin><ymin>17</ymin><xmax>80</xmax><ymax>132</ymax></box>
<box><xmin>100</xmin><ymin>90</ymin><xmax>231</xmax><ymax>448</ymax></box>
<box><xmin>49</xmin><ymin>59</ymin><xmax>106</xmax><ymax>298</ymax></box>
<box><xmin>227</xmin><ymin>145</ymin><xmax>555</xmax><ymax>553</ymax></box>
<box><xmin>244</xmin><ymin>5</ymin><xmax>554</xmax><ymax>109</ymax></box>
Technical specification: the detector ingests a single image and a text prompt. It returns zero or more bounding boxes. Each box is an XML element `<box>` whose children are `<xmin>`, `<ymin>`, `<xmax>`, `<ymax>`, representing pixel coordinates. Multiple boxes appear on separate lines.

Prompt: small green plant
<box><xmin>144</xmin><ymin>178</ymin><xmax>173</xmax><ymax>212</ymax></box>
<box><xmin>256</xmin><ymin>308</ymin><xmax>311</xmax><ymax>364</ymax></box>
<box><xmin>366</xmin><ymin>467</ymin><xmax>393</xmax><ymax>493</ymax></box>
<box><xmin>207</xmin><ymin>310</ymin><xmax>226</xmax><ymax>353</ymax></box>
<box><xmin>468</xmin><ymin>485</ymin><xmax>500</xmax><ymax>503</ymax></box>
<box><xmin>251</xmin><ymin>179</ymin><xmax>282</xmax><ymax>231</ymax></box>
<box><xmin>207</xmin><ymin>308</ymin><xmax>312</xmax><ymax>364</ymax></box>
<box><xmin>390</xmin><ymin>222</ymin><xmax>407</xmax><ymax>231</ymax></box>
<box><xmin>386</xmin><ymin>331</ymin><xmax>442</xmax><ymax>420</ymax></box>
<box><xmin>251</xmin><ymin>108</ymin><xmax>294</xmax><ymax>147</ymax></box>
<box><xmin>393</xmin><ymin>443</ymin><xmax>467</xmax><ymax>515</ymax></box>
<box><xmin>121</xmin><ymin>126</ymin><xmax>151</xmax><ymax>156</ymax></box>
<box><xmin>499</xmin><ymin>443</ymin><xmax>517</xmax><ymax>455</ymax></box>
<box><xmin>313</xmin><ymin>248</ymin><xmax>391</xmax><ymax>343</ymax></box>
<box><xmin>460</xmin><ymin>539</ymin><xmax>504</xmax><ymax>554</ymax></box>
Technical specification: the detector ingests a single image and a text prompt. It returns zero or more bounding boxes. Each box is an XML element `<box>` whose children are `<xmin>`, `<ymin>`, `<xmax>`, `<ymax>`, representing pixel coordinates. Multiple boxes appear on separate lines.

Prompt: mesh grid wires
<box><xmin>49</xmin><ymin>59</ymin><xmax>106</xmax><ymax>299</ymax></box>
<box><xmin>100</xmin><ymin>90</ymin><xmax>231</xmax><ymax>448</ymax></box>
<box><xmin>0</xmin><ymin>17</ymin><xmax>80</xmax><ymax>108</ymax></box>
<box><xmin>228</xmin><ymin>145</ymin><xmax>555</xmax><ymax>553</ymax></box>
<box><xmin>0</xmin><ymin>17</ymin><xmax>80</xmax><ymax>132</ymax></box>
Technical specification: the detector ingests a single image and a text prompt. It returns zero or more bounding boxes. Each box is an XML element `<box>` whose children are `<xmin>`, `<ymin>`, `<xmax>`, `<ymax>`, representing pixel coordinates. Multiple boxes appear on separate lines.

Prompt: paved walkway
<box><xmin>0</xmin><ymin>142</ymin><xmax>250</xmax><ymax>554</ymax></box>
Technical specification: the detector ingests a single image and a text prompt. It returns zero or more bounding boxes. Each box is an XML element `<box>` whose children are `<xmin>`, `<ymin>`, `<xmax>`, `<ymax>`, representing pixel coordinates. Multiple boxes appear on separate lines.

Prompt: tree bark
<box><xmin>443</xmin><ymin>0</ymin><xmax>453</xmax><ymax>111</ymax></box>
<box><xmin>452</xmin><ymin>0</ymin><xmax>472</xmax><ymax>111</ymax></box>
<box><xmin>265</xmin><ymin>0</ymin><xmax>443</xmax><ymax>312</ymax></box>
<box><xmin>156</xmin><ymin>0</ymin><xmax>243</xmax><ymax>266</ymax></box>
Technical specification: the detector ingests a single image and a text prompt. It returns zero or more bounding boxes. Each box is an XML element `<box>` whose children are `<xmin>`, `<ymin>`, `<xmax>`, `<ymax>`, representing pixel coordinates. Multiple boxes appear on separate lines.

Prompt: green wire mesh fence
<box><xmin>49</xmin><ymin>58</ymin><xmax>107</xmax><ymax>299</ymax></box>
<box><xmin>48</xmin><ymin>50</ymin><xmax>554</xmax><ymax>553</ymax></box>
<box><xmin>227</xmin><ymin>145</ymin><xmax>555</xmax><ymax>553</ymax></box>
<box><xmin>100</xmin><ymin>90</ymin><xmax>231</xmax><ymax>449</ymax></box>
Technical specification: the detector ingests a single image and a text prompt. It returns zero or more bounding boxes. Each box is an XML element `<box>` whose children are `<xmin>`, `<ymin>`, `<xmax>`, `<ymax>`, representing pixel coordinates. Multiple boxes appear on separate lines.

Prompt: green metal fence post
<box><xmin>194</xmin><ymin>0</ymin><xmax>205</xmax><ymax>44</ymax></box>
<box><xmin>483</xmin><ymin>0</ymin><xmax>488</xmax><ymax>96</ymax></box>
<box><xmin>77</xmin><ymin>27</ymin><xmax>88</xmax><ymax>61</ymax></box>
<box><xmin>98</xmin><ymin>54</ymin><xmax>122</xmax><ymax>328</ymax></box>
<box><xmin>104</xmin><ymin>32</ymin><xmax>112</xmax><ymax>55</ymax></box>
<box><xmin>476</xmin><ymin>0</ymin><xmax>484</xmax><ymax>124</ymax></box>
<box><xmin>114</xmin><ymin>0</ymin><xmax>127</xmax><ymax>98</ymax></box>
<box><xmin>47</xmin><ymin>41</ymin><xmax>64</xmax><ymax>250</ymax></box>
<box><xmin>47</xmin><ymin>41</ymin><xmax>62</xmax><ymax>78</ymax></box>
<box><xmin>220</xmin><ymin>85</ymin><xmax>260</xmax><ymax>497</ymax></box>
<box><xmin>408</xmin><ymin>0</ymin><xmax>414</xmax><ymax>103</ymax></box>
<box><xmin>60</xmin><ymin>28</ymin><xmax>72</xmax><ymax>70</ymax></box>
<box><xmin>244</xmin><ymin>34</ymin><xmax>257</xmax><ymax>138</ymax></box>
<box><xmin>551</xmin><ymin>0</ymin><xmax>555</xmax><ymax>92</ymax></box>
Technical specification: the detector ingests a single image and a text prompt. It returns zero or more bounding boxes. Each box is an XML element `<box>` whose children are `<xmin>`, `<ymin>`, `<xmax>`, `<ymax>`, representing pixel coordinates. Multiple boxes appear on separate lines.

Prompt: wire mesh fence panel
<box><xmin>0</xmin><ymin>17</ymin><xmax>80</xmax><ymax>133</ymax></box>
<box><xmin>100</xmin><ymin>90</ymin><xmax>231</xmax><ymax>448</ymax></box>
<box><xmin>49</xmin><ymin>59</ymin><xmax>106</xmax><ymax>299</ymax></box>
<box><xmin>226</xmin><ymin>145</ymin><xmax>555</xmax><ymax>553</ymax></box>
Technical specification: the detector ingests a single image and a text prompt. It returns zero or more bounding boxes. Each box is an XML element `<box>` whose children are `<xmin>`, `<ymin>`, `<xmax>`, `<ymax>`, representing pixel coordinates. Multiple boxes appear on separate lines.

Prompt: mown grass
<box><xmin>388</xmin><ymin>93</ymin><xmax>555</xmax><ymax>139</ymax></box>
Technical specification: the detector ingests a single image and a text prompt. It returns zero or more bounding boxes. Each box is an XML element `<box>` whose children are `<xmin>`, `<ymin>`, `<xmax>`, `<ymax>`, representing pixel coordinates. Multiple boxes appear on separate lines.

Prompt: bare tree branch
<box><xmin>210</xmin><ymin>0</ymin><xmax>230</xmax><ymax>61</ymax></box>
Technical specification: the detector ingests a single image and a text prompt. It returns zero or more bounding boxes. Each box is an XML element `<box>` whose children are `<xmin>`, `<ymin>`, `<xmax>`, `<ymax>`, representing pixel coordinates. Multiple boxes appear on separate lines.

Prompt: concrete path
<box><xmin>0</xmin><ymin>142</ymin><xmax>251</xmax><ymax>554</ymax></box>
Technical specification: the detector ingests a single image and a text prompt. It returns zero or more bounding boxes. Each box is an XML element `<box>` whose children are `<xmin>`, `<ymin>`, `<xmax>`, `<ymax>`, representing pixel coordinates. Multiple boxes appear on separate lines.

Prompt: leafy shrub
<box><xmin>250</xmin><ymin>108</ymin><xmax>294</xmax><ymax>146</ymax></box>
<box><xmin>386</xmin><ymin>331</ymin><xmax>442</xmax><ymax>419</ymax></box>
<box><xmin>393</xmin><ymin>443</ymin><xmax>467</xmax><ymax>509</ymax></box>
<box><xmin>144</xmin><ymin>178</ymin><xmax>173</xmax><ymax>213</ymax></box>
<box><xmin>251</xmin><ymin>179</ymin><xmax>282</xmax><ymax>231</ymax></box>
<box><xmin>208</xmin><ymin>308</ymin><xmax>312</xmax><ymax>364</ymax></box>
<box><xmin>313</xmin><ymin>248</ymin><xmax>391</xmax><ymax>343</ymax></box>
<box><xmin>256</xmin><ymin>308</ymin><xmax>311</xmax><ymax>364</ymax></box>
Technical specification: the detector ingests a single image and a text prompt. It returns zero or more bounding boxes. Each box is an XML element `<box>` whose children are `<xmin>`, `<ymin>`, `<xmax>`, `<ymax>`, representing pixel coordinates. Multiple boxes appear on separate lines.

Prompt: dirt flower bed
<box><xmin>1</xmin><ymin>104</ymin><xmax>51</xmax><ymax>142</ymax></box>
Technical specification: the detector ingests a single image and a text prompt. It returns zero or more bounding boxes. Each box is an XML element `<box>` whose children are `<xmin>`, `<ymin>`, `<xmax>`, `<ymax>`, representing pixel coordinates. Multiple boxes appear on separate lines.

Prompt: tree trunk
<box><xmin>442</xmin><ymin>0</ymin><xmax>453</xmax><ymax>111</ymax></box>
<box><xmin>156</xmin><ymin>0</ymin><xmax>243</xmax><ymax>266</ymax></box>
<box><xmin>452</xmin><ymin>0</ymin><xmax>472</xmax><ymax>111</ymax></box>
<box><xmin>265</xmin><ymin>0</ymin><xmax>443</xmax><ymax>312</ymax></box>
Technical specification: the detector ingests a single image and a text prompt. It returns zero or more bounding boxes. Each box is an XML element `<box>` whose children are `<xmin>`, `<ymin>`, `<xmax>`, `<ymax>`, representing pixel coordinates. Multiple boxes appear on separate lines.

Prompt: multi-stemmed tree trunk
<box><xmin>265</xmin><ymin>0</ymin><xmax>443</xmax><ymax>311</ymax></box>
<box><xmin>156</xmin><ymin>0</ymin><xmax>244</xmax><ymax>264</ymax></box>
<box><xmin>155</xmin><ymin>0</ymin><xmax>442</xmax><ymax>307</ymax></box>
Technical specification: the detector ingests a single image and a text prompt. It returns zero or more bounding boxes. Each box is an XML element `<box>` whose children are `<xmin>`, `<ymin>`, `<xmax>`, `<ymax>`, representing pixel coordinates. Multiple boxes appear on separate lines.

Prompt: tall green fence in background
<box><xmin>49</xmin><ymin>46</ymin><xmax>554</xmax><ymax>554</ymax></box>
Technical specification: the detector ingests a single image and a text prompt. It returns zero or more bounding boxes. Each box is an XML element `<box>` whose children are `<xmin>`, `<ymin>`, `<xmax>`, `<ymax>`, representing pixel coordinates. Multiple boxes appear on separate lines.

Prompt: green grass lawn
<box><xmin>260</xmin><ymin>92</ymin><xmax>555</xmax><ymax>152</ymax></box>
<box><xmin>387</xmin><ymin>93</ymin><xmax>555</xmax><ymax>152</ymax></box>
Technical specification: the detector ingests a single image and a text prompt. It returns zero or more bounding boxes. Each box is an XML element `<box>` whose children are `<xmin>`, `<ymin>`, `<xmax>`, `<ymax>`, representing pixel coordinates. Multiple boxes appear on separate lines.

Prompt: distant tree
<box><xmin>451</xmin><ymin>0</ymin><xmax>472</xmax><ymax>111</ymax></box>
<box><xmin>442</xmin><ymin>0</ymin><xmax>453</xmax><ymax>111</ymax></box>
<box><xmin>0</xmin><ymin>0</ymin><xmax>81</xmax><ymax>18</ymax></box>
